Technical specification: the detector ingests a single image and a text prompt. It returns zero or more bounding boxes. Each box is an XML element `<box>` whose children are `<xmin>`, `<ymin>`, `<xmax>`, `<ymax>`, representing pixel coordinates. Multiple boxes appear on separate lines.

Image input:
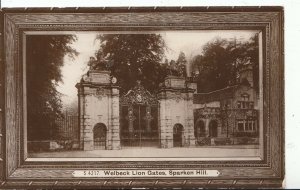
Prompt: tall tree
<box><xmin>192</xmin><ymin>38</ymin><xmax>234</xmax><ymax>92</ymax></box>
<box><xmin>89</xmin><ymin>34</ymin><xmax>166</xmax><ymax>93</ymax></box>
<box><xmin>26</xmin><ymin>35</ymin><xmax>78</xmax><ymax>140</ymax></box>
<box><xmin>191</xmin><ymin>35</ymin><xmax>259</xmax><ymax>93</ymax></box>
<box><xmin>243</xmin><ymin>34</ymin><xmax>259</xmax><ymax>92</ymax></box>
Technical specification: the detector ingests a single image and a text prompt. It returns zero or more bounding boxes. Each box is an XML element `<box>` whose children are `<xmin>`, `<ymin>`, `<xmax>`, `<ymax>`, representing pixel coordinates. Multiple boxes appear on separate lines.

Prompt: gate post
<box><xmin>110</xmin><ymin>87</ymin><xmax>121</xmax><ymax>150</ymax></box>
<box><xmin>185</xmin><ymin>92</ymin><xmax>196</xmax><ymax>147</ymax></box>
<box><xmin>76</xmin><ymin>69</ymin><xmax>120</xmax><ymax>151</ymax></box>
<box><xmin>77</xmin><ymin>84</ymin><xmax>93</xmax><ymax>151</ymax></box>
<box><xmin>158</xmin><ymin>76</ymin><xmax>197</xmax><ymax>148</ymax></box>
<box><xmin>82</xmin><ymin>116</ymin><xmax>93</xmax><ymax>150</ymax></box>
<box><xmin>158</xmin><ymin>90</ymin><xmax>173</xmax><ymax>148</ymax></box>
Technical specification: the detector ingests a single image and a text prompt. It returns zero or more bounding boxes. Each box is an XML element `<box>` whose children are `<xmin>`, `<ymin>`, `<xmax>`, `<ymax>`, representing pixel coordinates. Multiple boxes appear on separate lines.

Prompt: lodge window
<box><xmin>237</xmin><ymin>120</ymin><xmax>256</xmax><ymax>132</ymax></box>
<box><xmin>242</xmin><ymin>94</ymin><xmax>249</xmax><ymax>101</ymax></box>
<box><xmin>237</xmin><ymin>94</ymin><xmax>254</xmax><ymax>109</ymax></box>
<box><xmin>238</xmin><ymin>122</ymin><xmax>244</xmax><ymax>131</ymax></box>
<box><xmin>237</xmin><ymin>101</ymin><xmax>254</xmax><ymax>109</ymax></box>
<box><xmin>249</xmin><ymin>102</ymin><xmax>254</xmax><ymax>109</ymax></box>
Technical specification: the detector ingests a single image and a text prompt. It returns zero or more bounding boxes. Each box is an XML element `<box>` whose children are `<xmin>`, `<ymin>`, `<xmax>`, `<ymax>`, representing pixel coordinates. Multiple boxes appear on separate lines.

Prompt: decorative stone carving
<box><xmin>164</xmin><ymin>76</ymin><xmax>186</xmax><ymax>88</ymax></box>
<box><xmin>95</xmin><ymin>87</ymin><xmax>106</xmax><ymax>100</ymax></box>
<box><xmin>96</xmin><ymin>87</ymin><xmax>105</xmax><ymax>95</ymax></box>
<box><xmin>194</xmin><ymin>106</ymin><xmax>221</xmax><ymax>120</ymax></box>
<box><xmin>88</xmin><ymin>70</ymin><xmax>111</xmax><ymax>84</ymax></box>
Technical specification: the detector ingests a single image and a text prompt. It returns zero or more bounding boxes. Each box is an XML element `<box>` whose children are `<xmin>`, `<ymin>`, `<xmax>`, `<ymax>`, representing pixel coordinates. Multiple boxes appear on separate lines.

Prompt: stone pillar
<box><xmin>159</xmin><ymin>76</ymin><xmax>196</xmax><ymax>149</ymax></box>
<box><xmin>185</xmin><ymin>117</ymin><xmax>195</xmax><ymax>147</ymax></box>
<box><xmin>83</xmin><ymin>116</ymin><xmax>93</xmax><ymax>150</ymax></box>
<box><xmin>76</xmin><ymin>70</ymin><xmax>120</xmax><ymax>151</ymax></box>
<box><xmin>160</xmin><ymin>120</ymin><xmax>169</xmax><ymax>148</ymax></box>
<box><xmin>205</xmin><ymin>118</ymin><xmax>210</xmax><ymax>137</ymax></box>
<box><xmin>78</xmin><ymin>90</ymin><xmax>85</xmax><ymax>149</ymax></box>
<box><xmin>158</xmin><ymin>95</ymin><xmax>164</xmax><ymax>148</ymax></box>
<box><xmin>110</xmin><ymin>87</ymin><xmax>120</xmax><ymax>150</ymax></box>
<box><xmin>158</xmin><ymin>93</ymin><xmax>173</xmax><ymax>148</ymax></box>
<box><xmin>106</xmin><ymin>89</ymin><xmax>113</xmax><ymax>150</ymax></box>
<box><xmin>185</xmin><ymin>92</ymin><xmax>196</xmax><ymax>147</ymax></box>
<box><xmin>166</xmin><ymin>115</ymin><xmax>173</xmax><ymax>148</ymax></box>
<box><xmin>77</xmin><ymin>86</ymin><xmax>93</xmax><ymax>151</ymax></box>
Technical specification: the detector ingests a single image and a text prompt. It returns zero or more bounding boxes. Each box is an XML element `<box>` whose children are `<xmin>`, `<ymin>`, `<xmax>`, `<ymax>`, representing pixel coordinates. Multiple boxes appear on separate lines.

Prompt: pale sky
<box><xmin>57</xmin><ymin>30</ymin><xmax>258</xmax><ymax>107</ymax></box>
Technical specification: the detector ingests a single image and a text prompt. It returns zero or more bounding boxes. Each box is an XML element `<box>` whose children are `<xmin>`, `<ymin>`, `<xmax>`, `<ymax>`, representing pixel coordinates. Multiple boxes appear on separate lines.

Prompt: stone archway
<box><xmin>173</xmin><ymin>123</ymin><xmax>184</xmax><ymax>147</ymax></box>
<box><xmin>209</xmin><ymin>120</ymin><xmax>218</xmax><ymax>137</ymax></box>
<box><xmin>93</xmin><ymin>123</ymin><xmax>107</xmax><ymax>150</ymax></box>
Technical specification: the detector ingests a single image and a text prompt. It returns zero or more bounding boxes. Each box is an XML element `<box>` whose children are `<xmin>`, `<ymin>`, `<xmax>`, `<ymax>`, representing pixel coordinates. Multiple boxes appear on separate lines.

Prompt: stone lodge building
<box><xmin>75</xmin><ymin>64</ymin><xmax>259</xmax><ymax>150</ymax></box>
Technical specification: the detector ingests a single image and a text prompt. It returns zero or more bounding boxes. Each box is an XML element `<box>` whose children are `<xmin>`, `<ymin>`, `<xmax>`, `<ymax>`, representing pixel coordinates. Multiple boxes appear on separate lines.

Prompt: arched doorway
<box><xmin>173</xmin><ymin>124</ymin><xmax>184</xmax><ymax>147</ymax></box>
<box><xmin>209</xmin><ymin>120</ymin><xmax>218</xmax><ymax>137</ymax></box>
<box><xmin>195</xmin><ymin>120</ymin><xmax>205</xmax><ymax>145</ymax></box>
<box><xmin>195</xmin><ymin>120</ymin><xmax>205</xmax><ymax>138</ymax></box>
<box><xmin>93</xmin><ymin>123</ymin><xmax>107</xmax><ymax>149</ymax></box>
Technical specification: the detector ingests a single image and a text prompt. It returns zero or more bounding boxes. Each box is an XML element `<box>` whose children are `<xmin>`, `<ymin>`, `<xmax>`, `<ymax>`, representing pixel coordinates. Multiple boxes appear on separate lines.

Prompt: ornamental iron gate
<box><xmin>120</xmin><ymin>81</ymin><xmax>159</xmax><ymax>147</ymax></box>
<box><xmin>173</xmin><ymin>124</ymin><xmax>184</xmax><ymax>147</ymax></box>
<box><xmin>93</xmin><ymin>123</ymin><xmax>107</xmax><ymax>150</ymax></box>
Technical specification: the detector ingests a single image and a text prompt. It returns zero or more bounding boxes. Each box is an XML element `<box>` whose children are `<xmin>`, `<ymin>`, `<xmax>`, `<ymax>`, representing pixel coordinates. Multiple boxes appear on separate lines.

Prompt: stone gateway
<box><xmin>76</xmin><ymin>64</ymin><xmax>259</xmax><ymax>150</ymax></box>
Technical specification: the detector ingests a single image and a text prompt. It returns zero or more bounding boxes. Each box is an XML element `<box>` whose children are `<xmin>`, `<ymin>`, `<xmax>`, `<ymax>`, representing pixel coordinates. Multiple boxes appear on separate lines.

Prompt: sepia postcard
<box><xmin>0</xmin><ymin>7</ymin><xmax>284</xmax><ymax>188</ymax></box>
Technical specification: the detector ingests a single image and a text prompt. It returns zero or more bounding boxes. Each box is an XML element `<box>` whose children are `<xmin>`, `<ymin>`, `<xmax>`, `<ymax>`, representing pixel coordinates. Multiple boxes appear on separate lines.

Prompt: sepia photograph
<box><xmin>0</xmin><ymin>7</ymin><xmax>284</xmax><ymax>189</ymax></box>
<box><xmin>26</xmin><ymin>31</ymin><xmax>262</xmax><ymax>159</ymax></box>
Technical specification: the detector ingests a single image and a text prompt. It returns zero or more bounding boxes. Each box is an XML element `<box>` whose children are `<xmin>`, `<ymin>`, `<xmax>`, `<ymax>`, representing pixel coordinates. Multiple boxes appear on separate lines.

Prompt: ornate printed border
<box><xmin>0</xmin><ymin>7</ymin><xmax>284</xmax><ymax>188</ymax></box>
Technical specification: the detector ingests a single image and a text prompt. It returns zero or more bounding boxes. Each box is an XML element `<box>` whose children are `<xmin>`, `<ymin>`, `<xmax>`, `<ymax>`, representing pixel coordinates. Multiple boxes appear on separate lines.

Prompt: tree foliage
<box><xmin>89</xmin><ymin>34</ymin><xmax>166</xmax><ymax>93</ymax></box>
<box><xmin>165</xmin><ymin>52</ymin><xmax>188</xmax><ymax>77</ymax></box>
<box><xmin>26</xmin><ymin>35</ymin><xmax>78</xmax><ymax>140</ymax></box>
<box><xmin>191</xmin><ymin>34</ymin><xmax>259</xmax><ymax>93</ymax></box>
